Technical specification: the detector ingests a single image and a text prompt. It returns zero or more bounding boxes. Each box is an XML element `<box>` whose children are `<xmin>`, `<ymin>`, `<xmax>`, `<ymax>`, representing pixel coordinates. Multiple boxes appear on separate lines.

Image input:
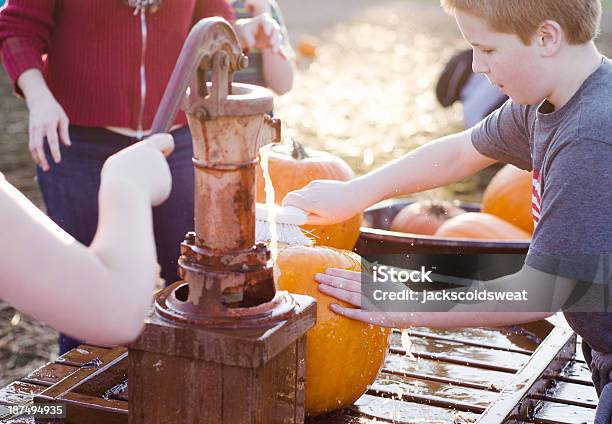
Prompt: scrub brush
<box><xmin>255</xmin><ymin>203</ymin><xmax>313</xmax><ymax>246</ymax></box>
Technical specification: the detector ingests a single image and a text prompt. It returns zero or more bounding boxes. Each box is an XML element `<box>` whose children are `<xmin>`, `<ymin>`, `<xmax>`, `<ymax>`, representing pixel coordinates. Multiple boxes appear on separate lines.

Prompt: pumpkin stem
<box><xmin>291</xmin><ymin>138</ymin><xmax>309</xmax><ymax>160</ymax></box>
<box><xmin>427</xmin><ymin>200</ymin><xmax>452</xmax><ymax>218</ymax></box>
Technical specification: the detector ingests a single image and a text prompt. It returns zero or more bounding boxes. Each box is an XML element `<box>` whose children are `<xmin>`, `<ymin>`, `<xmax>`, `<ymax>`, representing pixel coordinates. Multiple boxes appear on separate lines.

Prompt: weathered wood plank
<box><xmin>59</xmin><ymin>391</ymin><xmax>127</xmax><ymax>424</ymax></box>
<box><xmin>258</xmin><ymin>340</ymin><xmax>300</xmax><ymax>423</ymax></box>
<box><xmin>556</xmin><ymin>360</ymin><xmax>594</xmax><ymax>386</ymax></box>
<box><xmin>55</xmin><ymin>345</ymin><xmax>110</xmax><ymax>367</ymax></box>
<box><xmin>477</xmin><ymin>326</ymin><xmax>576</xmax><ymax>423</ymax></box>
<box><xmin>21</xmin><ymin>363</ymin><xmax>78</xmax><ymax>387</ymax></box>
<box><xmin>389</xmin><ymin>347</ymin><xmax>520</xmax><ymax>374</ymax></box>
<box><xmin>384</xmin><ymin>353</ymin><xmax>512</xmax><ymax>390</ymax></box>
<box><xmin>37</xmin><ymin>347</ymin><xmax>126</xmax><ymax>401</ymax></box>
<box><xmin>372</xmin><ymin>373</ymin><xmax>498</xmax><ymax>408</ymax></box>
<box><xmin>534</xmin><ymin>381</ymin><xmax>598</xmax><ymax>408</ymax></box>
<box><xmin>367</xmin><ymin>387</ymin><xmax>487</xmax><ymax>414</ymax></box>
<box><xmin>0</xmin><ymin>382</ymin><xmax>46</xmax><ymax>406</ymax></box>
<box><xmin>355</xmin><ymin>394</ymin><xmax>480</xmax><ymax>423</ymax></box>
<box><xmin>527</xmin><ymin>400</ymin><xmax>596</xmax><ymax>424</ymax></box>
<box><xmin>396</xmin><ymin>328</ymin><xmax>535</xmax><ymax>355</ymax></box>
<box><xmin>295</xmin><ymin>335</ymin><xmax>307</xmax><ymax>422</ymax></box>
<box><xmin>391</xmin><ymin>334</ymin><xmax>531</xmax><ymax>371</ymax></box>
<box><xmin>128</xmin><ymin>349</ymin><xmax>223</xmax><ymax>424</ymax></box>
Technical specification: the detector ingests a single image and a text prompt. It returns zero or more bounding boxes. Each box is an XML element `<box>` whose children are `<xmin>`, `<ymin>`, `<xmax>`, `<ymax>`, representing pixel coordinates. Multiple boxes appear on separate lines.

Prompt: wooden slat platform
<box><xmin>0</xmin><ymin>324</ymin><xmax>598</xmax><ymax>423</ymax></box>
<box><xmin>310</xmin><ymin>325</ymin><xmax>598</xmax><ymax>424</ymax></box>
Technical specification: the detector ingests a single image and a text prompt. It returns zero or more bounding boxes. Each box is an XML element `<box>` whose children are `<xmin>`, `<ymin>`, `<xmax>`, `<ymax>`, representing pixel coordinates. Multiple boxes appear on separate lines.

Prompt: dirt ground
<box><xmin>1</xmin><ymin>0</ymin><xmax>612</xmax><ymax>387</ymax></box>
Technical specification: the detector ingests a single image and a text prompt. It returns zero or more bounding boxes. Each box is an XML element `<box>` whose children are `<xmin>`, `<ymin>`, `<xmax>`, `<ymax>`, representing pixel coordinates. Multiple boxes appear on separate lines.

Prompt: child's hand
<box><xmin>316</xmin><ymin>268</ymin><xmax>362</xmax><ymax>306</ymax></box>
<box><xmin>282</xmin><ymin>180</ymin><xmax>363</xmax><ymax>225</ymax></box>
<box><xmin>316</xmin><ymin>268</ymin><xmax>409</xmax><ymax>328</ymax></box>
<box><xmin>244</xmin><ymin>0</ymin><xmax>270</xmax><ymax>16</ymax></box>
<box><xmin>100</xmin><ymin>134</ymin><xmax>174</xmax><ymax>206</ymax></box>
<box><xmin>234</xmin><ymin>14</ymin><xmax>286</xmax><ymax>59</ymax></box>
<box><xmin>26</xmin><ymin>90</ymin><xmax>71</xmax><ymax>172</ymax></box>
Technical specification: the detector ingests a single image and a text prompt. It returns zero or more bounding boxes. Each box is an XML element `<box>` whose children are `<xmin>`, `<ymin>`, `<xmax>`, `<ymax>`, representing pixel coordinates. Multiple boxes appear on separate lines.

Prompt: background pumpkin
<box><xmin>482</xmin><ymin>165</ymin><xmax>534</xmax><ymax>234</ymax></box>
<box><xmin>276</xmin><ymin>245</ymin><xmax>390</xmax><ymax>416</ymax></box>
<box><xmin>434</xmin><ymin>212</ymin><xmax>531</xmax><ymax>240</ymax></box>
<box><xmin>257</xmin><ymin>140</ymin><xmax>363</xmax><ymax>250</ymax></box>
<box><xmin>297</xmin><ymin>37</ymin><xmax>319</xmax><ymax>58</ymax></box>
<box><xmin>389</xmin><ymin>199</ymin><xmax>465</xmax><ymax>235</ymax></box>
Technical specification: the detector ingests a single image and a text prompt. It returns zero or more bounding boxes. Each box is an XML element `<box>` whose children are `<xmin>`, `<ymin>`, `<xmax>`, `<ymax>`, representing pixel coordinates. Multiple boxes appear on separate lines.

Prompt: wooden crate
<box><xmin>308</xmin><ymin>321</ymin><xmax>597</xmax><ymax>423</ymax></box>
<box><xmin>0</xmin><ymin>320</ymin><xmax>597</xmax><ymax>424</ymax></box>
<box><xmin>0</xmin><ymin>346</ymin><xmax>127</xmax><ymax>424</ymax></box>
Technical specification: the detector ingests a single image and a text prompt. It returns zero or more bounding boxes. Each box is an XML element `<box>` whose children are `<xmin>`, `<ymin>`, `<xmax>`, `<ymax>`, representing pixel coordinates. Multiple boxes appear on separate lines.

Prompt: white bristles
<box><xmin>255</xmin><ymin>203</ymin><xmax>313</xmax><ymax>246</ymax></box>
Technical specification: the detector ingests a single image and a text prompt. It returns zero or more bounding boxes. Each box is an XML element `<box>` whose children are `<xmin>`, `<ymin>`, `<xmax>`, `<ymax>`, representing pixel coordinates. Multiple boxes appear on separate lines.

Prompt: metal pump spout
<box><xmin>129</xmin><ymin>19</ymin><xmax>316</xmax><ymax>423</ymax></box>
<box><xmin>148</xmin><ymin>17</ymin><xmax>290</xmax><ymax>327</ymax></box>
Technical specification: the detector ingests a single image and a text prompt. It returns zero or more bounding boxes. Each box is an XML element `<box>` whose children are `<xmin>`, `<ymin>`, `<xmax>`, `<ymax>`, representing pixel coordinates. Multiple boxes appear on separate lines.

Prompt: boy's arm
<box><xmin>406</xmin><ymin>265</ymin><xmax>575</xmax><ymax>327</ymax></box>
<box><xmin>284</xmin><ymin>129</ymin><xmax>497</xmax><ymax>224</ymax></box>
<box><xmin>0</xmin><ymin>135</ymin><xmax>173</xmax><ymax>346</ymax></box>
<box><xmin>350</xmin><ymin>310</ymin><xmax>553</xmax><ymax>329</ymax></box>
<box><xmin>398</xmin><ymin>310</ymin><xmax>554</xmax><ymax>328</ymax></box>
<box><xmin>318</xmin><ymin>264</ymin><xmax>574</xmax><ymax>328</ymax></box>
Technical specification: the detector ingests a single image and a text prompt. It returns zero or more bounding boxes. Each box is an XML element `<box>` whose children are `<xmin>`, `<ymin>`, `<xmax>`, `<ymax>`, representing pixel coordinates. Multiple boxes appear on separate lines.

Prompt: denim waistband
<box><xmin>64</xmin><ymin>125</ymin><xmax>191</xmax><ymax>161</ymax></box>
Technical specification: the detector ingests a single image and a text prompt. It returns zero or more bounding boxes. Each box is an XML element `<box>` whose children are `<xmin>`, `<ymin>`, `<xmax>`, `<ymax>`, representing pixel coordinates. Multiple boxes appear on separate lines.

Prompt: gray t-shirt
<box><xmin>472</xmin><ymin>57</ymin><xmax>612</xmax><ymax>352</ymax></box>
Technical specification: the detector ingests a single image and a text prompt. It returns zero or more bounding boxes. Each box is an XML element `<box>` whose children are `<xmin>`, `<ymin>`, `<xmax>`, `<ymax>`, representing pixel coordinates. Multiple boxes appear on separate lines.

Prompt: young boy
<box><xmin>283</xmin><ymin>0</ymin><xmax>611</xmax><ymax>419</ymax></box>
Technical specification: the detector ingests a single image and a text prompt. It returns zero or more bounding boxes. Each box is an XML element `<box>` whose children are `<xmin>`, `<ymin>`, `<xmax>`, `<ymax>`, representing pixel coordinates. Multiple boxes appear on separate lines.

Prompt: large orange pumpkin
<box><xmin>482</xmin><ymin>165</ymin><xmax>534</xmax><ymax>234</ymax></box>
<box><xmin>276</xmin><ymin>245</ymin><xmax>390</xmax><ymax>416</ymax></box>
<box><xmin>434</xmin><ymin>212</ymin><xmax>531</xmax><ymax>240</ymax></box>
<box><xmin>257</xmin><ymin>140</ymin><xmax>363</xmax><ymax>250</ymax></box>
<box><xmin>389</xmin><ymin>200</ymin><xmax>465</xmax><ymax>235</ymax></box>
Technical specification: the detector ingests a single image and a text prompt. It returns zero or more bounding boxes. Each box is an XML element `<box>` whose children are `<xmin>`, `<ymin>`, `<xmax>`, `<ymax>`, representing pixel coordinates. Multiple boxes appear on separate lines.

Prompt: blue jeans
<box><xmin>37</xmin><ymin>126</ymin><xmax>194</xmax><ymax>354</ymax></box>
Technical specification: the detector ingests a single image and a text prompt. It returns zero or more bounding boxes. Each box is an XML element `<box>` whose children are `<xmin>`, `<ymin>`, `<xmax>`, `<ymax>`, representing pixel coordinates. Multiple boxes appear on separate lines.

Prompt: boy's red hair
<box><xmin>441</xmin><ymin>0</ymin><xmax>601</xmax><ymax>45</ymax></box>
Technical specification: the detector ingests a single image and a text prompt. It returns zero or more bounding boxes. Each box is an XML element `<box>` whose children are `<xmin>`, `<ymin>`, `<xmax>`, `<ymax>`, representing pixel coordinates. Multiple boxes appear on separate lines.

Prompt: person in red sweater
<box><xmin>0</xmin><ymin>0</ymin><xmax>287</xmax><ymax>354</ymax></box>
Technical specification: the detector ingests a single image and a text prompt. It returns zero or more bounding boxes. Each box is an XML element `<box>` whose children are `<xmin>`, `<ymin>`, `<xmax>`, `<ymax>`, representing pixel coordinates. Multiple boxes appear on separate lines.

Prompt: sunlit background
<box><xmin>1</xmin><ymin>0</ymin><xmax>612</xmax><ymax>386</ymax></box>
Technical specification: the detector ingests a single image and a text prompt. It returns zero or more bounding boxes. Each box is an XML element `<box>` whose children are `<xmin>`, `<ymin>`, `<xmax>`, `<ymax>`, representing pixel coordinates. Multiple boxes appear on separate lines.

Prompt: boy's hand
<box><xmin>316</xmin><ymin>268</ymin><xmax>362</xmax><ymax>307</ymax></box>
<box><xmin>282</xmin><ymin>180</ymin><xmax>363</xmax><ymax>225</ymax></box>
<box><xmin>100</xmin><ymin>134</ymin><xmax>174</xmax><ymax>206</ymax></box>
<box><xmin>26</xmin><ymin>90</ymin><xmax>71</xmax><ymax>172</ymax></box>
<box><xmin>234</xmin><ymin>14</ymin><xmax>286</xmax><ymax>59</ymax></box>
<box><xmin>316</xmin><ymin>268</ymin><xmax>409</xmax><ymax>328</ymax></box>
<box><xmin>244</xmin><ymin>0</ymin><xmax>270</xmax><ymax>16</ymax></box>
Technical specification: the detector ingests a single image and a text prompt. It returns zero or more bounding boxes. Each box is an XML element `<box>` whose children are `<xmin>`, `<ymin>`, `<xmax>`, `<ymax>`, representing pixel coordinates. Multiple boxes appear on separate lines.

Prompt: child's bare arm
<box><xmin>0</xmin><ymin>134</ymin><xmax>174</xmax><ymax>346</ymax></box>
<box><xmin>283</xmin><ymin>129</ymin><xmax>497</xmax><ymax>225</ymax></box>
<box><xmin>239</xmin><ymin>0</ymin><xmax>294</xmax><ymax>94</ymax></box>
<box><xmin>261</xmin><ymin>45</ymin><xmax>294</xmax><ymax>95</ymax></box>
<box><xmin>316</xmin><ymin>266</ymin><xmax>569</xmax><ymax>328</ymax></box>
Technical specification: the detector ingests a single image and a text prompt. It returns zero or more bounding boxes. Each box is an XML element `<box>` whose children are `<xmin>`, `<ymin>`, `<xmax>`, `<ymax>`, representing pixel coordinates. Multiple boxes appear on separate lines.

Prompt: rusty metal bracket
<box><xmin>150</xmin><ymin>18</ymin><xmax>273</xmax><ymax>133</ymax></box>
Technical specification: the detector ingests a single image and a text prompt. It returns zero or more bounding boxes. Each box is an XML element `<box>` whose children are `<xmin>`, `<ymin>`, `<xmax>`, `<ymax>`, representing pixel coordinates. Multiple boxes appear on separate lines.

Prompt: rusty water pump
<box><xmin>128</xmin><ymin>18</ymin><xmax>316</xmax><ymax>424</ymax></box>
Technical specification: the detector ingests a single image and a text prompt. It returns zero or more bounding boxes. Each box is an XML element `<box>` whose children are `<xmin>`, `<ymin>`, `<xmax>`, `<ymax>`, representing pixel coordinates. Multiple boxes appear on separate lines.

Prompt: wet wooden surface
<box><xmin>0</xmin><ymin>345</ymin><xmax>128</xmax><ymax>424</ymax></box>
<box><xmin>308</xmin><ymin>326</ymin><xmax>597</xmax><ymax>424</ymax></box>
<box><xmin>0</xmin><ymin>325</ymin><xmax>598</xmax><ymax>423</ymax></box>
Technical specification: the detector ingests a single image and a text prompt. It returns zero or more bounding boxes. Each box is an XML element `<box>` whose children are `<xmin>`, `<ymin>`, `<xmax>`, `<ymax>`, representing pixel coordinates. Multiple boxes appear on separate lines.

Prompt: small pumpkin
<box><xmin>276</xmin><ymin>245</ymin><xmax>390</xmax><ymax>416</ymax></box>
<box><xmin>482</xmin><ymin>165</ymin><xmax>534</xmax><ymax>234</ymax></box>
<box><xmin>389</xmin><ymin>200</ymin><xmax>465</xmax><ymax>235</ymax></box>
<box><xmin>434</xmin><ymin>212</ymin><xmax>531</xmax><ymax>240</ymax></box>
<box><xmin>256</xmin><ymin>140</ymin><xmax>363</xmax><ymax>250</ymax></box>
<box><xmin>297</xmin><ymin>37</ymin><xmax>318</xmax><ymax>58</ymax></box>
